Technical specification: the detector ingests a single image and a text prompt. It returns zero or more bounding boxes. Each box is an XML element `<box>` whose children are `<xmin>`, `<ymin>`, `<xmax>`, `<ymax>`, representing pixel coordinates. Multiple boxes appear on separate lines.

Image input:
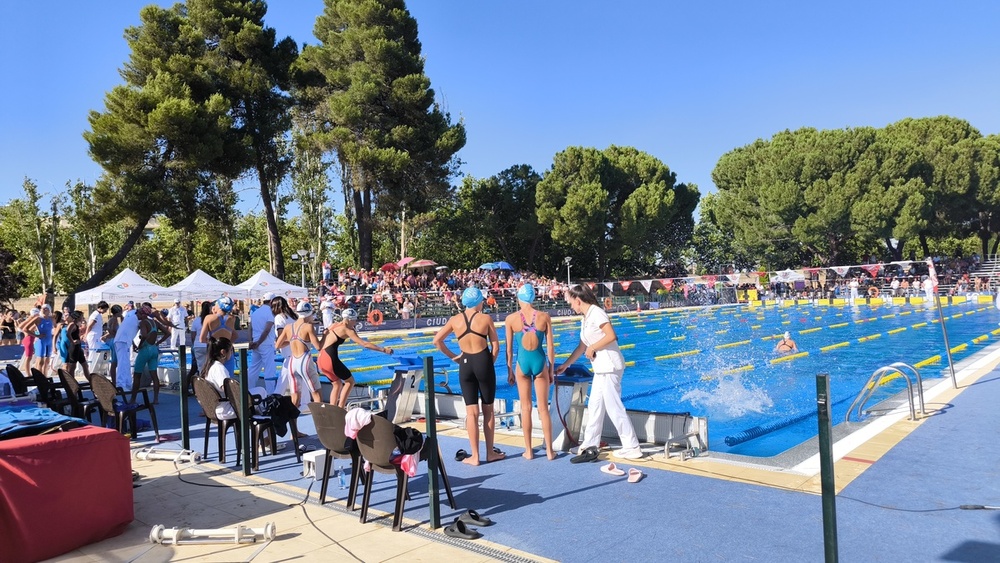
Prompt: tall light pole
<box><xmin>564</xmin><ymin>256</ymin><xmax>573</xmax><ymax>286</ymax></box>
<box><xmin>293</xmin><ymin>249</ymin><xmax>315</xmax><ymax>287</ymax></box>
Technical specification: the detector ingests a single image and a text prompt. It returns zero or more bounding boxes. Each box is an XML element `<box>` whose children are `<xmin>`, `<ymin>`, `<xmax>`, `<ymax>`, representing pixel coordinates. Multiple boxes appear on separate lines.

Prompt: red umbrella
<box><xmin>405</xmin><ymin>259</ymin><xmax>438</xmax><ymax>269</ymax></box>
<box><xmin>380</xmin><ymin>262</ymin><xmax>399</xmax><ymax>272</ymax></box>
<box><xmin>397</xmin><ymin>257</ymin><xmax>415</xmax><ymax>267</ymax></box>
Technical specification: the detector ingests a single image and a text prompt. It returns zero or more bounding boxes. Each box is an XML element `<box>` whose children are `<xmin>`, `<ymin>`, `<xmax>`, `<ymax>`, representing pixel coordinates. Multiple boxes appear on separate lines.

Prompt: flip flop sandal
<box><xmin>443</xmin><ymin>518</ymin><xmax>481</xmax><ymax>540</ymax></box>
<box><xmin>458</xmin><ymin>509</ymin><xmax>494</xmax><ymax>527</ymax></box>
<box><xmin>600</xmin><ymin>462</ymin><xmax>626</xmax><ymax>476</ymax></box>
<box><xmin>570</xmin><ymin>446</ymin><xmax>599</xmax><ymax>464</ymax></box>
<box><xmin>455</xmin><ymin>449</ymin><xmax>470</xmax><ymax>462</ymax></box>
<box><xmin>628</xmin><ymin>468</ymin><xmax>644</xmax><ymax>483</ymax></box>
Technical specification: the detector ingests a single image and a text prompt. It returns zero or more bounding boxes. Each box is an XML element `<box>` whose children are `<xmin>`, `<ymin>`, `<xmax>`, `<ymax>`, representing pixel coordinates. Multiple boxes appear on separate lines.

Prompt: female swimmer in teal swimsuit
<box><xmin>504</xmin><ymin>283</ymin><xmax>556</xmax><ymax>460</ymax></box>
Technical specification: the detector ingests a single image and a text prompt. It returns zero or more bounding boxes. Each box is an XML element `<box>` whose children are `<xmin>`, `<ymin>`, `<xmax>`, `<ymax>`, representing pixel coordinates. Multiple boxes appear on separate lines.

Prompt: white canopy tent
<box><xmin>74</xmin><ymin>268</ymin><xmax>180</xmax><ymax>305</ymax></box>
<box><xmin>237</xmin><ymin>269</ymin><xmax>309</xmax><ymax>299</ymax></box>
<box><xmin>166</xmin><ymin>269</ymin><xmax>246</xmax><ymax>301</ymax></box>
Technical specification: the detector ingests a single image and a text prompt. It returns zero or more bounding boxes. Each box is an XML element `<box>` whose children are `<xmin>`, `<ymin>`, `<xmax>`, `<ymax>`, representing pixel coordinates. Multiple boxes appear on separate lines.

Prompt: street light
<box><xmin>564</xmin><ymin>256</ymin><xmax>573</xmax><ymax>286</ymax></box>
<box><xmin>293</xmin><ymin>249</ymin><xmax>315</xmax><ymax>287</ymax></box>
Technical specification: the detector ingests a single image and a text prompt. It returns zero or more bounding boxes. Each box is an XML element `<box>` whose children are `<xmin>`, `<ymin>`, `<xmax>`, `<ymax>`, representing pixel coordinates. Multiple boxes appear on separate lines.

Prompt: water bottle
<box><xmin>338</xmin><ymin>465</ymin><xmax>347</xmax><ymax>489</ymax></box>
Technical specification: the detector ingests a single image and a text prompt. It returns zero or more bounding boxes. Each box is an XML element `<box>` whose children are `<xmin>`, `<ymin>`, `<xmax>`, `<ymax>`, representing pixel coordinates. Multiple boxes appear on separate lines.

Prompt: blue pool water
<box><xmin>358</xmin><ymin>298</ymin><xmax>1000</xmax><ymax>457</ymax></box>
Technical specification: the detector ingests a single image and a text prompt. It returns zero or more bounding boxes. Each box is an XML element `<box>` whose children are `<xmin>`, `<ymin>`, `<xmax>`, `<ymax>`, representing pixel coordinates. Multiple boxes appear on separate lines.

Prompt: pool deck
<box><xmin>30</xmin><ymin>332</ymin><xmax>1000</xmax><ymax>563</ymax></box>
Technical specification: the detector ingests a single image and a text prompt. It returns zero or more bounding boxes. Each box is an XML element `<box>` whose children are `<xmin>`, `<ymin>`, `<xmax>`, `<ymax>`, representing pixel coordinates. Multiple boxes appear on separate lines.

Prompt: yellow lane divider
<box><xmin>646</xmin><ymin>329</ymin><xmax>660</xmax><ymax>334</ymax></box>
<box><xmin>556</xmin><ymin>353</ymin><xmax>571</xmax><ymax>358</ymax></box>
<box><xmin>620</xmin><ymin>343</ymin><xmax>635</xmax><ymax>350</ymax></box>
<box><xmin>828</xmin><ymin>322</ymin><xmax>848</xmax><ymax>329</ymax></box>
<box><xmin>770</xmin><ymin>351</ymin><xmax>809</xmax><ymax>364</ymax></box>
<box><xmin>900</xmin><ymin>311</ymin><xmax>912</xmax><ymax>315</ymax></box>
<box><xmin>655</xmin><ymin>349</ymin><xmax>701</xmax><ymax>360</ymax></box>
<box><xmin>912</xmin><ymin>322</ymin><xmax>927</xmax><ymax>328</ymax></box>
<box><xmin>973</xmin><ymin>334</ymin><xmax>990</xmax><ymax>344</ymax></box>
<box><xmin>799</xmin><ymin>327</ymin><xmax>822</xmax><ymax>334</ymax></box>
<box><xmin>887</xmin><ymin>328</ymin><xmax>907</xmax><ymax>335</ymax></box>
<box><xmin>353</xmin><ymin>364</ymin><xmax>385</xmax><ymax>373</ymax></box>
<box><xmin>858</xmin><ymin>334</ymin><xmax>882</xmax><ymax>342</ymax></box>
<box><xmin>992</xmin><ymin>328</ymin><xmax>1000</xmax><ymax>336</ymax></box>
<box><xmin>820</xmin><ymin>341</ymin><xmax>849</xmax><ymax>352</ymax></box>
<box><xmin>715</xmin><ymin>339</ymin><xmax>751</xmax><ymax>349</ymax></box>
<box><xmin>950</xmin><ymin>343</ymin><xmax>968</xmax><ymax>353</ymax></box>
<box><xmin>625</xmin><ymin>361</ymin><xmax>636</xmax><ymax>367</ymax></box>
<box><xmin>750</xmin><ymin>325</ymin><xmax>761</xmax><ymax>329</ymax></box>
<box><xmin>722</xmin><ymin>364</ymin><xmax>755</xmax><ymax>375</ymax></box>
<box><xmin>915</xmin><ymin>355</ymin><xmax>941</xmax><ymax>368</ymax></box>
<box><xmin>671</xmin><ymin>335</ymin><xmax>687</xmax><ymax>340</ymax></box>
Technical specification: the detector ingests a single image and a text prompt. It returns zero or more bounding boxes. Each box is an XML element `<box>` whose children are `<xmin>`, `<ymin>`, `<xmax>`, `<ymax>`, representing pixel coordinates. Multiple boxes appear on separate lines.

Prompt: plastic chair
<box><xmin>356</xmin><ymin>416</ymin><xmax>408</xmax><ymax>530</ymax></box>
<box><xmin>56</xmin><ymin>368</ymin><xmax>102</xmax><ymax>425</ymax></box>
<box><xmin>224</xmin><ymin>379</ymin><xmax>301</xmax><ymax>471</ymax></box>
<box><xmin>308</xmin><ymin>402</ymin><xmax>364</xmax><ymax>509</ymax></box>
<box><xmin>30</xmin><ymin>368</ymin><xmax>73</xmax><ymax>415</ymax></box>
<box><xmin>4</xmin><ymin>365</ymin><xmax>30</xmax><ymax>396</ymax></box>
<box><xmin>90</xmin><ymin>374</ymin><xmax>159</xmax><ymax>441</ymax></box>
<box><xmin>192</xmin><ymin>376</ymin><xmax>240</xmax><ymax>464</ymax></box>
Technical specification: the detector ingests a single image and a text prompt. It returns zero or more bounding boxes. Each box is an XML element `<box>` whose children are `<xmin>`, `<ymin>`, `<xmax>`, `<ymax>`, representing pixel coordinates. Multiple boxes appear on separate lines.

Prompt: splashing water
<box><xmin>681</xmin><ymin>374</ymin><xmax>774</xmax><ymax>419</ymax></box>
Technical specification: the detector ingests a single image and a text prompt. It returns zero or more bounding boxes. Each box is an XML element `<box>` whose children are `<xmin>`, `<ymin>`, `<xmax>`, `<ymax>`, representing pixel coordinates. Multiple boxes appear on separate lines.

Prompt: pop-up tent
<box><xmin>75</xmin><ymin>268</ymin><xmax>179</xmax><ymax>305</ymax></box>
<box><xmin>166</xmin><ymin>269</ymin><xmax>245</xmax><ymax>301</ymax></box>
<box><xmin>236</xmin><ymin>270</ymin><xmax>308</xmax><ymax>299</ymax></box>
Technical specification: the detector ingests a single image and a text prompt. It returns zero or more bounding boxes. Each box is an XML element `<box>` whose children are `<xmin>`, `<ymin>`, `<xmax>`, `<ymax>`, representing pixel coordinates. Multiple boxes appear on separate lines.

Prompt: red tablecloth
<box><xmin>0</xmin><ymin>426</ymin><xmax>133</xmax><ymax>563</ymax></box>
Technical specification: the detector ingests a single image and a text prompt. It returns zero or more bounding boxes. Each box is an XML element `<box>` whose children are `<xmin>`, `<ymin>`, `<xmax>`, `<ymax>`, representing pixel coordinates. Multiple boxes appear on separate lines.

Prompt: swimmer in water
<box><xmin>774</xmin><ymin>331</ymin><xmax>798</xmax><ymax>354</ymax></box>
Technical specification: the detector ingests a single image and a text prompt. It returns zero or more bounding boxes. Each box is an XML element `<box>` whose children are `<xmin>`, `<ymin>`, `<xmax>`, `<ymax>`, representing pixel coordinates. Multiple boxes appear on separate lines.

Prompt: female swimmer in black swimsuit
<box><xmin>433</xmin><ymin>287</ymin><xmax>503</xmax><ymax>466</ymax></box>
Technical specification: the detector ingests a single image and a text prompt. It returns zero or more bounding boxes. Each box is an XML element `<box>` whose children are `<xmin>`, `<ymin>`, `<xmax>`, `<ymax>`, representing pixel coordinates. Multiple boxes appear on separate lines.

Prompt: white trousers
<box><xmin>579</xmin><ymin>369</ymin><xmax>639</xmax><ymax>451</ymax></box>
<box><xmin>169</xmin><ymin>328</ymin><xmax>185</xmax><ymax>348</ymax></box>
<box><xmin>114</xmin><ymin>341</ymin><xmax>133</xmax><ymax>389</ymax></box>
<box><xmin>249</xmin><ymin>346</ymin><xmax>276</xmax><ymax>394</ymax></box>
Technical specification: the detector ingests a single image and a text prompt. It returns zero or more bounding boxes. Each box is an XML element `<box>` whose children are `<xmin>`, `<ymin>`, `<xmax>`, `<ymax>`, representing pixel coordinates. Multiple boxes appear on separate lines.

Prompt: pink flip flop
<box><xmin>628</xmin><ymin>468</ymin><xmax>644</xmax><ymax>483</ymax></box>
<box><xmin>600</xmin><ymin>462</ymin><xmax>625</xmax><ymax>476</ymax></box>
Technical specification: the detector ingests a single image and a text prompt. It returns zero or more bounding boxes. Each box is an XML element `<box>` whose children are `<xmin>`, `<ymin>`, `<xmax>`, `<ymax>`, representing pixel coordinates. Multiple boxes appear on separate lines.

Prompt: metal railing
<box><xmin>845</xmin><ymin>362</ymin><xmax>926</xmax><ymax>423</ymax></box>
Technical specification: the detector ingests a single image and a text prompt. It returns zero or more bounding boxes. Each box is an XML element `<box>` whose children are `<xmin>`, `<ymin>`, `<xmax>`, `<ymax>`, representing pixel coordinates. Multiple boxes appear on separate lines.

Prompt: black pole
<box><xmin>179</xmin><ymin>345</ymin><xmax>189</xmax><ymax>450</ymax></box>
<box><xmin>424</xmin><ymin>355</ymin><xmax>440</xmax><ymax>529</ymax></box>
<box><xmin>816</xmin><ymin>373</ymin><xmax>839</xmax><ymax>562</ymax></box>
<box><xmin>239</xmin><ymin>348</ymin><xmax>251</xmax><ymax>476</ymax></box>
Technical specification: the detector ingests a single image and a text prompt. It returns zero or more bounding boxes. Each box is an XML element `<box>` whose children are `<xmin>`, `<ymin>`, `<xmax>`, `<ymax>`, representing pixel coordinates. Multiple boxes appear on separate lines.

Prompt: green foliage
<box><xmin>536</xmin><ymin>146</ymin><xmax>699</xmax><ymax>278</ymax></box>
<box><xmin>294</xmin><ymin>0</ymin><xmax>466</xmax><ymax>268</ymax></box>
<box><xmin>0</xmin><ymin>244</ymin><xmax>23</xmax><ymax>304</ymax></box>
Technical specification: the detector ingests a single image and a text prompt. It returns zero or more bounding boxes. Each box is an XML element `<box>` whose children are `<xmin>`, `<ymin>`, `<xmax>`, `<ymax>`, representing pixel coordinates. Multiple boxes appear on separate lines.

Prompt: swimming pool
<box><xmin>357</xmin><ymin>297</ymin><xmax>1000</xmax><ymax>457</ymax></box>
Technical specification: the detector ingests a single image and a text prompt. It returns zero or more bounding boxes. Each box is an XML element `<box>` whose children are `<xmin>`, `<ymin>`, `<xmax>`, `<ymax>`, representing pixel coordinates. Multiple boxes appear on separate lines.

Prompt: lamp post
<box><xmin>293</xmin><ymin>249</ymin><xmax>315</xmax><ymax>287</ymax></box>
<box><xmin>564</xmin><ymin>256</ymin><xmax>573</xmax><ymax>286</ymax></box>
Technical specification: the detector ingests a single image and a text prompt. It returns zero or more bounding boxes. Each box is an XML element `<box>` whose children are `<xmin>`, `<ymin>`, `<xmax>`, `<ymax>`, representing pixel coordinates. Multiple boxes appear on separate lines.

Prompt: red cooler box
<box><xmin>0</xmin><ymin>426</ymin><xmax>134</xmax><ymax>563</ymax></box>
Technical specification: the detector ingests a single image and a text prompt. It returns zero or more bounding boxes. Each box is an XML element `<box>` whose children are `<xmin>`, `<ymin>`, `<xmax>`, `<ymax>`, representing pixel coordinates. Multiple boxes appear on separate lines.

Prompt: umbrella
<box><xmin>397</xmin><ymin>257</ymin><xmax>415</xmax><ymax>267</ymax></box>
<box><xmin>435</xmin><ymin>265</ymin><xmax>449</xmax><ymax>271</ymax></box>
<box><xmin>478</xmin><ymin>262</ymin><xmax>498</xmax><ymax>270</ymax></box>
<box><xmin>405</xmin><ymin>259</ymin><xmax>437</xmax><ymax>269</ymax></box>
<box><xmin>495</xmin><ymin>261</ymin><xmax>515</xmax><ymax>271</ymax></box>
<box><xmin>380</xmin><ymin>262</ymin><xmax>399</xmax><ymax>272</ymax></box>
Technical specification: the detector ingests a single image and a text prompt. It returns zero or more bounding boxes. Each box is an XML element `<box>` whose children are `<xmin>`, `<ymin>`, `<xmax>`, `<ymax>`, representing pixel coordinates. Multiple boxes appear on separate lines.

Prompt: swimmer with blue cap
<box><xmin>461</xmin><ymin>286</ymin><xmax>484</xmax><ymax>308</ymax></box>
<box><xmin>434</xmin><ymin>285</ymin><xmax>503</xmax><ymax>465</ymax></box>
<box><xmin>504</xmin><ymin>282</ymin><xmax>556</xmax><ymax>460</ymax></box>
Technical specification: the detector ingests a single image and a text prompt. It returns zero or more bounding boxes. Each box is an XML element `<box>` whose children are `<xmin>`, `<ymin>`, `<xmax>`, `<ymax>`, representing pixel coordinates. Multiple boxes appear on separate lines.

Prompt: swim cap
<box><xmin>784</xmin><ymin>331</ymin><xmax>791</xmax><ymax>339</ymax></box>
<box><xmin>516</xmin><ymin>284</ymin><xmax>536</xmax><ymax>304</ymax></box>
<box><xmin>296</xmin><ymin>301</ymin><xmax>314</xmax><ymax>316</ymax></box>
<box><xmin>462</xmin><ymin>287</ymin><xmax>484</xmax><ymax>308</ymax></box>
<box><xmin>216</xmin><ymin>296</ymin><xmax>235</xmax><ymax>313</ymax></box>
<box><xmin>341</xmin><ymin>308</ymin><xmax>358</xmax><ymax>322</ymax></box>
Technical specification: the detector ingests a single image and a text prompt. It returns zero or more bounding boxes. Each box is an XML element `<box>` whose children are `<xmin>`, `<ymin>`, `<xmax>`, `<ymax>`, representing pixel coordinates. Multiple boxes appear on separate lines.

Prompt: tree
<box><xmin>83</xmin><ymin>4</ymin><xmax>244</xmax><ymax>295</ymax></box>
<box><xmin>536</xmin><ymin>146</ymin><xmax>699</xmax><ymax>279</ymax></box>
<box><xmin>294</xmin><ymin>0</ymin><xmax>466</xmax><ymax>269</ymax></box>
<box><xmin>0</xmin><ymin>243</ymin><xmax>24</xmax><ymax>304</ymax></box>
<box><xmin>187</xmin><ymin>0</ymin><xmax>299</xmax><ymax>278</ymax></box>
<box><xmin>0</xmin><ymin>179</ymin><xmax>60</xmax><ymax>294</ymax></box>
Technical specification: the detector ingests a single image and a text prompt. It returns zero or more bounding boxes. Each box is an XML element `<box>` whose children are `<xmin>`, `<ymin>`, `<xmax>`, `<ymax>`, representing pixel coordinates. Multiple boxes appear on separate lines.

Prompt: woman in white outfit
<box><xmin>556</xmin><ymin>284</ymin><xmax>642</xmax><ymax>461</ymax></box>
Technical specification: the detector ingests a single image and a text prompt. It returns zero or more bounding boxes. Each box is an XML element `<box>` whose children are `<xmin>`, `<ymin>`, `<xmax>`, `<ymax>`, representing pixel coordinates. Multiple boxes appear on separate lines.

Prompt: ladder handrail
<box><xmin>845</xmin><ymin>363</ymin><xmax>921</xmax><ymax>423</ymax></box>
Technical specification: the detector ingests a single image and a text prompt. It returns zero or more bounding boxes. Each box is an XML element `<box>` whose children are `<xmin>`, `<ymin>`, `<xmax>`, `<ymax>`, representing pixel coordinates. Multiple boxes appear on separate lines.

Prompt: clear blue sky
<box><xmin>3</xmin><ymin>1</ymin><xmax>999</xmax><ymax>214</ymax></box>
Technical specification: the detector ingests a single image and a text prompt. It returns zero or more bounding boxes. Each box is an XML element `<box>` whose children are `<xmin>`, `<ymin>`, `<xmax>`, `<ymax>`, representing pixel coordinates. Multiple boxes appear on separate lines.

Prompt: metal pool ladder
<box><xmin>845</xmin><ymin>362</ymin><xmax>926</xmax><ymax>423</ymax></box>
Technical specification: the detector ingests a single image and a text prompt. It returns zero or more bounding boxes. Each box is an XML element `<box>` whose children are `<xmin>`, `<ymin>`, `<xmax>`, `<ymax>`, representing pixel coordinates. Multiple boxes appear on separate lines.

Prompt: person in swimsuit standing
<box><xmin>318</xmin><ymin>308</ymin><xmax>394</xmax><ymax>408</ymax></box>
<box><xmin>199</xmin><ymin>297</ymin><xmax>238</xmax><ymax>375</ymax></box>
<box><xmin>504</xmin><ymin>283</ymin><xmax>556</xmax><ymax>460</ymax></box>
<box><xmin>132</xmin><ymin>305</ymin><xmax>171</xmax><ymax>403</ymax></box>
<box><xmin>64</xmin><ymin>311</ymin><xmax>91</xmax><ymax>381</ymax></box>
<box><xmin>434</xmin><ymin>286</ymin><xmax>504</xmax><ymax>466</ymax></box>
<box><xmin>275</xmin><ymin>301</ymin><xmax>322</xmax><ymax>409</ymax></box>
